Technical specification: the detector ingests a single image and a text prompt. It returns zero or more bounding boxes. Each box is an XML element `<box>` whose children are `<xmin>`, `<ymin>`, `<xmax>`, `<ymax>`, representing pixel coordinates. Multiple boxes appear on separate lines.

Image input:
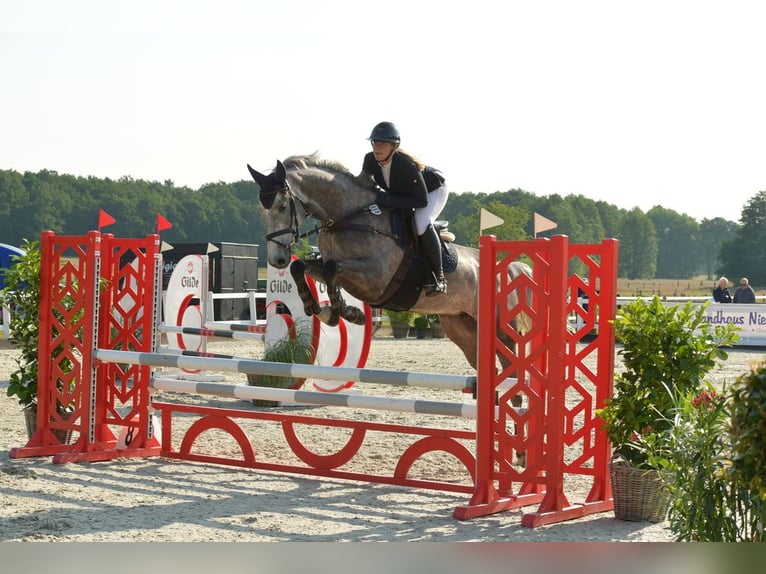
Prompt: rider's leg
<box><xmin>419</xmin><ymin>223</ymin><xmax>446</xmax><ymax>296</ymax></box>
<box><xmin>415</xmin><ymin>186</ymin><xmax>448</xmax><ymax>297</ymax></box>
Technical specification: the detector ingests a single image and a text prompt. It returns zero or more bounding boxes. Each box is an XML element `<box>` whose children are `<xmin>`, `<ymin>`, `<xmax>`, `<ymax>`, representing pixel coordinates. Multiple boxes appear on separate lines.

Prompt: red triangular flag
<box><xmin>156</xmin><ymin>213</ymin><xmax>173</xmax><ymax>233</ymax></box>
<box><xmin>98</xmin><ymin>209</ymin><xmax>117</xmax><ymax>229</ymax></box>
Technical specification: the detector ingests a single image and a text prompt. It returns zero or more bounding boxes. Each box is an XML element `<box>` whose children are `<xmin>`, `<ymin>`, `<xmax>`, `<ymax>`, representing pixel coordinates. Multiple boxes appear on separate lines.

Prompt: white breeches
<box><xmin>414</xmin><ymin>185</ymin><xmax>449</xmax><ymax>236</ymax></box>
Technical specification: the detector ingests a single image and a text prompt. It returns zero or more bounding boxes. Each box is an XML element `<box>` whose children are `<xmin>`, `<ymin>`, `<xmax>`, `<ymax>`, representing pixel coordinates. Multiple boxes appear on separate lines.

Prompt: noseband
<box><xmin>263</xmin><ymin>184</ymin><xmax>301</xmax><ymax>248</ymax></box>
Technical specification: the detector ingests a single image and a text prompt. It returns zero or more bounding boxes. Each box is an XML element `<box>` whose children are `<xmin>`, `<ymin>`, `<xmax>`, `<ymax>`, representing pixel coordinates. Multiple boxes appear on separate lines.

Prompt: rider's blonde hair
<box><xmin>395</xmin><ymin>148</ymin><xmax>425</xmax><ymax>171</ymax></box>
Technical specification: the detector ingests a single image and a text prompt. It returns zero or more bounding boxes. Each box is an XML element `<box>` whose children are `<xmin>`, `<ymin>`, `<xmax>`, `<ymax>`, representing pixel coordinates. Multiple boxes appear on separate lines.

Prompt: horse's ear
<box><xmin>247</xmin><ymin>163</ymin><xmax>277</xmax><ymax>208</ymax></box>
<box><xmin>275</xmin><ymin>160</ymin><xmax>287</xmax><ymax>184</ymax></box>
<box><xmin>247</xmin><ymin>164</ymin><xmax>269</xmax><ymax>189</ymax></box>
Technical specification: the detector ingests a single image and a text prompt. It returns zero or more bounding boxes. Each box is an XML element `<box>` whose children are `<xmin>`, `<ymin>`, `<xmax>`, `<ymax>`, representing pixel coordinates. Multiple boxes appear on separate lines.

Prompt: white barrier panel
<box><xmin>574</xmin><ymin>298</ymin><xmax>766</xmax><ymax>347</ymax></box>
<box><xmin>164</xmin><ymin>254</ymin><xmax>209</xmax><ymax>354</ymax></box>
<box><xmin>311</xmin><ymin>279</ymin><xmax>372</xmax><ymax>392</ymax></box>
<box><xmin>267</xmin><ymin>258</ymin><xmax>372</xmax><ymax>392</ymax></box>
<box><xmin>701</xmin><ymin>303</ymin><xmax>766</xmax><ymax>346</ymax></box>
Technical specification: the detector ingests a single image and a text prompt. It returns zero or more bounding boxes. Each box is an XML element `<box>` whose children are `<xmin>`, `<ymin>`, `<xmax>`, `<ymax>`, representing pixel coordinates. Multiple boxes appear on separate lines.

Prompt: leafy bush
<box><xmin>662</xmin><ymin>386</ymin><xmax>742</xmax><ymax>541</ymax></box>
<box><xmin>384</xmin><ymin>309</ymin><xmax>415</xmax><ymax>326</ymax></box>
<box><xmin>727</xmin><ymin>362</ymin><xmax>766</xmax><ymax>540</ymax></box>
<box><xmin>597</xmin><ymin>296</ymin><xmax>739</xmax><ymax>468</ymax></box>
<box><xmin>248</xmin><ymin>325</ymin><xmax>316</xmax><ymax>392</ymax></box>
<box><xmin>1</xmin><ymin>239</ymin><xmax>41</xmax><ymax>408</ymax></box>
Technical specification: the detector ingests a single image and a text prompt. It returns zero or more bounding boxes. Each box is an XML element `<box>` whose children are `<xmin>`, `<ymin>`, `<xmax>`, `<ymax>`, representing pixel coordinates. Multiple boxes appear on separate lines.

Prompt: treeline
<box><xmin>1</xmin><ymin>168</ymin><xmax>762</xmax><ymax>283</ymax></box>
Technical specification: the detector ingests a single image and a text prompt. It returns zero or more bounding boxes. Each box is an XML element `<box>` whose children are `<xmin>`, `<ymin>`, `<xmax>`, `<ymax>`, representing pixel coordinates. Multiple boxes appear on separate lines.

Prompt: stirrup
<box><xmin>425</xmin><ymin>279</ymin><xmax>447</xmax><ymax>297</ymax></box>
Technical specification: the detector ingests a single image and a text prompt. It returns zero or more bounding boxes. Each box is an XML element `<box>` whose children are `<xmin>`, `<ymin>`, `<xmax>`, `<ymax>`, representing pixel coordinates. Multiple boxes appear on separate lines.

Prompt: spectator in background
<box><xmin>712</xmin><ymin>276</ymin><xmax>732</xmax><ymax>303</ymax></box>
<box><xmin>733</xmin><ymin>277</ymin><xmax>757</xmax><ymax>304</ymax></box>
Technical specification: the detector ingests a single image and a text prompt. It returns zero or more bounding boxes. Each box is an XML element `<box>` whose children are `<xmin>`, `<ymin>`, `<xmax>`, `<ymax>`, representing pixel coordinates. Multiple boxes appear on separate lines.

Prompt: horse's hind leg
<box><xmin>437</xmin><ymin>314</ymin><xmax>478</xmax><ymax>370</ymax></box>
<box><xmin>497</xmin><ymin>324</ymin><xmax>528</xmax><ymax>467</ymax></box>
<box><xmin>289</xmin><ymin>259</ymin><xmax>353</xmax><ymax>327</ymax></box>
<box><xmin>441</xmin><ymin>313</ymin><xmax>526</xmax><ymax>466</ymax></box>
<box><xmin>322</xmin><ymin>260</ymin><xmax>366</xmax><ymax>326</ymax></box>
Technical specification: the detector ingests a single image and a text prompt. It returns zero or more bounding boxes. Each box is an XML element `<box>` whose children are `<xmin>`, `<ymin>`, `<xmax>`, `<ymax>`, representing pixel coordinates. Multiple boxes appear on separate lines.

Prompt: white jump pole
<box><xmin>95</xmin><ymin>349</ymin><xmax>477</xmax><ymax>392</ymax></box>
<box><xmin>150</xmin><ymin>376</ymin><xmax>486</xmax><ymax>419</ymax></box>
<box><xmin>158</xmin><ymin>324</ymin><xmax>265</xmax><ymax>341</ymax></box>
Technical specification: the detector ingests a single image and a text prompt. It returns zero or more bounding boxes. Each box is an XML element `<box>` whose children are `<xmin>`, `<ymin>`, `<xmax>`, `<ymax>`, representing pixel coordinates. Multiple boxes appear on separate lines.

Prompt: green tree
<box><xmin>719</xmin><ymin>190</ymin><xmax>766</xmax><ymax>285</ymax></box>
<box><xmin>647</xmin><ymin>206</ymin><xmax>701</xmax><ymax>279</ymax></box>
<box><xmin>698</xmin><ymin>217</ymin><xmax>738</xmax><ymax>280</ymax></box>
<box><xmin>619</xmin><ymin>208</ymin><xmax>657</xmax><ymax>279</ymax></box>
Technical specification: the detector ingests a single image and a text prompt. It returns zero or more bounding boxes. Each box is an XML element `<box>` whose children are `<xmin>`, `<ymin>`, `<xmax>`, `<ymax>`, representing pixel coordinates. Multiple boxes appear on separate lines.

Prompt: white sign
<box><xmin>164</xmin><ymin>254</ymin><xmax>208</xmax><ymax>354</ymax></box>
<box><xmin>267</xmin><ymin>259</ymin><xmax>372</xmax><ymax>391</ymax></box>
<box><xmin>701</xmin><ymin>303</ymin><xmax>766</xmax><ymax>346</ymax></box>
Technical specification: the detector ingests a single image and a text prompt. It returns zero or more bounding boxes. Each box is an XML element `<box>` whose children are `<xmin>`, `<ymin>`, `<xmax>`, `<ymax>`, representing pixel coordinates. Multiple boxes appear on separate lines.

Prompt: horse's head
<box><xmin>248</xmin><ymin>153</ymin><xmax>383</xmax><ymax>269</ymax></box>
<box><xmin>247</xmin><ymin>160</ymin><xmax>301</xmax><ymax>269</ymax></box>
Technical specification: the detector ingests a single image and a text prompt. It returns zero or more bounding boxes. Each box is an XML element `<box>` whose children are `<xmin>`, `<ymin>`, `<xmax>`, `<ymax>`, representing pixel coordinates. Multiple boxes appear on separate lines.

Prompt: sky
<box><xmin>2</xmin><ymin>1</ymin><xmax>765</xmax><ymax>224</ymax></box>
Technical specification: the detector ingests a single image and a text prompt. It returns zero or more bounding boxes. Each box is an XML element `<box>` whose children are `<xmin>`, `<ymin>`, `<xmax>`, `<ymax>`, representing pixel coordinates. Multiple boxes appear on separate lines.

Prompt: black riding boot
<box><xmin>419</xmin><ymin>224</ymin><xmax>446</xmax><ymax>296</ymax></box>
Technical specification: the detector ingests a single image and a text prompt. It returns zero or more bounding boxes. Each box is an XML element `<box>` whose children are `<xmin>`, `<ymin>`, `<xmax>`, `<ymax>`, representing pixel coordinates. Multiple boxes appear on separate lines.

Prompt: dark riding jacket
<box><xmin>362</xmin><ymin>152</ymin><xmax>429</xmax><ymax>212</ymax></box>
<box><xmin>712</xmin><ymin>286</ymin><xmax>732</xmax><ymax>303</ymax></box>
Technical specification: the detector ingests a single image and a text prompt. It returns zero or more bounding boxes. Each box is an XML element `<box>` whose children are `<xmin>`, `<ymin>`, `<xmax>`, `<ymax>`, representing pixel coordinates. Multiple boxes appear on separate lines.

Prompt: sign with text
<box><xmin>699</xmin><ymin>303</ymin><xmax>766</xmax><ymax>345</ymax></box>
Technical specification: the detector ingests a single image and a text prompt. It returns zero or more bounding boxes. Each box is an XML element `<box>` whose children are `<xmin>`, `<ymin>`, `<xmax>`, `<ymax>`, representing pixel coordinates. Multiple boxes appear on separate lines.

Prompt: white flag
<box><xmin>534</xmin><ymin>212</ymin><xmax>557</xmax><ymax>237</ymax></box>
<box><xmin>480</xmin><ymin>208</ymin><xmax>504</xmax><ymax>233</ymax></box>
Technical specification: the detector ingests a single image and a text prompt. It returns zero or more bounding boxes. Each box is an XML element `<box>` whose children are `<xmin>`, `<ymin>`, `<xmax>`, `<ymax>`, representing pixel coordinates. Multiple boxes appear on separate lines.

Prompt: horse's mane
<box><xmin>282</xmin><ymin>153</ymin><xmax>377</xmax><ymax>191</ymax></box>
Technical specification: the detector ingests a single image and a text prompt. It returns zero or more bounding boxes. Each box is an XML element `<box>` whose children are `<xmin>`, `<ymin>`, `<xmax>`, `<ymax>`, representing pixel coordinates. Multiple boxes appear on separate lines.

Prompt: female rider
<box><xmin>360</xmin><ymin>121</ymin><xmax>448</xmax><ymax>296</ymax></box>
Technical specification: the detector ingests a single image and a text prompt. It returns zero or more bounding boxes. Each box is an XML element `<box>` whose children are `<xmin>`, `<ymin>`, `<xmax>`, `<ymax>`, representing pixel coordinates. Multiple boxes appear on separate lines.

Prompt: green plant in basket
<box><xmin>247</xmin><ymin>324</ymin><xmax>316</xmax><ymax>405</ymax></box>
<box><xmin>597</xmin><ymin>296</ymin><xmax>739</xmax><ymax>470</ymax></box>
<box><xmin>383</xmin><ymin>309</ymin><xmax>415</xmax><ymax>339</ymax></box>
<box><xmin>384</xmin><ymin>309</ymin><xmax>415</xmax><ymax>326</ymax></box>
<box><xmin>1</xmin><ymin>239</ymin><xmax>42</xmax><ymax>410</ymax></box>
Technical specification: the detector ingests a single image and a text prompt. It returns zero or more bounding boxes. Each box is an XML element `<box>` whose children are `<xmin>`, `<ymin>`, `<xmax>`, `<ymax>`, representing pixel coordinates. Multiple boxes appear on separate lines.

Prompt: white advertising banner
<box><xmin>700</xmin><ymin>303</ymin><xmax>766</xmax><ymax>346</ymax></box>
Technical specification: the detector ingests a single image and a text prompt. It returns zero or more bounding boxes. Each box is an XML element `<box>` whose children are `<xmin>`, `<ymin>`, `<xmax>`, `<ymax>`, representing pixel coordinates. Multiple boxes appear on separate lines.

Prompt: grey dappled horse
<box><xmin>247</xmin><ymin>154</ymin><xmax>532</xmax><ymax>371</ymax></box>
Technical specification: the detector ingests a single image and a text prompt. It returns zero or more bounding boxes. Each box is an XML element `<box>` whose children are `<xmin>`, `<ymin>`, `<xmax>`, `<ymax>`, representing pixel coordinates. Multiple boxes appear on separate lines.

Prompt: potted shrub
<box><xmin>1</xmin><ymin>239</ymin><xmax>76</xmax><ymax>442</ymax></box>
<box><xmin>246</xmin><ymin>325</ymin><xmax>316</xmax><ymax>407</ymax></box>
<box><xmin>384</xmin><ymin>309</ymin><xmax>414</xmax><ymax>339</ymax></box>
<box><xmin>412</xmin><ymin>314</ymin><xmax>430</xmax><ymax>339</ymax></box>
<box><xmin>1</xmin><ymin>240</ymin><xmax>42</xmax><ymax>425</ymax></box>
<box><xmin>596</xmin><ymin>296</ymin><xmax>739</xmax><ymax>521</ymax></box>
<box><xmin>427</xmin><ymin>314</ymin><xmax>445</xmax><ymax>338</ymax></box>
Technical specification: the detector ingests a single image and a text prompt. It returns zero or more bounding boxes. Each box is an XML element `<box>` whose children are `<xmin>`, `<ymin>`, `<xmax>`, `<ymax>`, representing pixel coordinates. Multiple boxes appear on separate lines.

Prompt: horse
<box><xmin>247</xmin><ymin>153</ymin><xmax>532</xmax><ymax>371</ymax></box>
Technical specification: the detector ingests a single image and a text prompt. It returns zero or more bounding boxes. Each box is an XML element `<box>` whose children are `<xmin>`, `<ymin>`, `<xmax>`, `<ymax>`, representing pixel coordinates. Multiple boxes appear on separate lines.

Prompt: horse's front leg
<box><xmin>289</xmin><ymin>259</ymin><xmax>321</xmax><ymax>316</ymax></box>
<box><xmin>290</xmin><ymin>258</ymin><xmax>345</xmax><ymax>326</ymax></box>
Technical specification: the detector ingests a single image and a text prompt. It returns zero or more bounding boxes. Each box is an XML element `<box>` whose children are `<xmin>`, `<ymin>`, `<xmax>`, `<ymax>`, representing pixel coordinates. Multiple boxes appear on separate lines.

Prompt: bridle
<box><xmin>263</xmin><ymin>181</ymin><xmax>398</xmax><ymax>249</ymax></box>
<box><xmin>262</xmin><ymin>182</ymin><xmax>301</xmax><ymax>248</ymax></box>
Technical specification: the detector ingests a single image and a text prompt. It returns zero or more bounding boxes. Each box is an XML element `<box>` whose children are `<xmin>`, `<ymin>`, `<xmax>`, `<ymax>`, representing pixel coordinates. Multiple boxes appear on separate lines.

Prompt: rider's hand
<box><xmin>375</xmin><ymin>192</ymin><xmax>391</xmax><ymax>208</ymax></box>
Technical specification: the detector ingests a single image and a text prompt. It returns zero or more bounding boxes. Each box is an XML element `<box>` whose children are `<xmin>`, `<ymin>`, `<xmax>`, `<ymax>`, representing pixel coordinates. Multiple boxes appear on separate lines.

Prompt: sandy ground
<box><xmin>1</xmin><ymin>333</ymin><xmax>763</xmax><ymax>543</ymax></box>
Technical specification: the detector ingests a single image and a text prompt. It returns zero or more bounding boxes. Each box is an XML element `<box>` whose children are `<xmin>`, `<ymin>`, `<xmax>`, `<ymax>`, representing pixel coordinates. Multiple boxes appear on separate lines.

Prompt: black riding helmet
<box><xmin>368</xmin><ymin>121</ymin><xmax>400</xmax><ymax>143</ymax></box>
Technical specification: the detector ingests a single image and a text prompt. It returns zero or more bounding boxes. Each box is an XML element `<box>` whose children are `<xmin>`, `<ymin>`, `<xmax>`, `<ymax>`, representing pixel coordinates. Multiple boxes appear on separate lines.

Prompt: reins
<box><xmin>264</xmin><ymin>184</ymin><xmax>401</xmax><ymax>247</ymax></box>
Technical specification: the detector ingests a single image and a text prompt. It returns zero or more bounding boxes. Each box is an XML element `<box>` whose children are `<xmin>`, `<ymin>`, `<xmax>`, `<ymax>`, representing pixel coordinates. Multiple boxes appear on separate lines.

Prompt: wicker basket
<box><xmin>24</xmin><ymin>406</ymin><xmax>75</xmax><ymax>445</ymax></box>
<box><xmin>609</xmin><ymin>463</ymin><xmax>671</xmax><ymax>522</ymax></box>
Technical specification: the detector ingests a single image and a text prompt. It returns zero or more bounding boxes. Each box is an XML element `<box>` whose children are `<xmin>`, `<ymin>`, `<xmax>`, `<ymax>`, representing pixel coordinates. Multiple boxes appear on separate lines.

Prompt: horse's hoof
<box><xmin>341</xmin><ymin>305</ymin><xmax>367</xmax><ymax>325</ymax></box>
<box><xmin>318</xmin><ymin>306</ymin><xmax>339</xmax><ymax>327</ymax></box>
<box><xmin>306</xmin><ymin>302</ymin><xmax>321</xmax><ymax>315</ymax></box>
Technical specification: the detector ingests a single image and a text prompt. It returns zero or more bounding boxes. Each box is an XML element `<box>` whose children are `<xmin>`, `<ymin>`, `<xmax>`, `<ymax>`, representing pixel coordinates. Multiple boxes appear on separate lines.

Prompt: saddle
<box><xmin>371</xmin><ymin>213</ymin><xmax>458</xmax><ymax>311</ymax></box>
